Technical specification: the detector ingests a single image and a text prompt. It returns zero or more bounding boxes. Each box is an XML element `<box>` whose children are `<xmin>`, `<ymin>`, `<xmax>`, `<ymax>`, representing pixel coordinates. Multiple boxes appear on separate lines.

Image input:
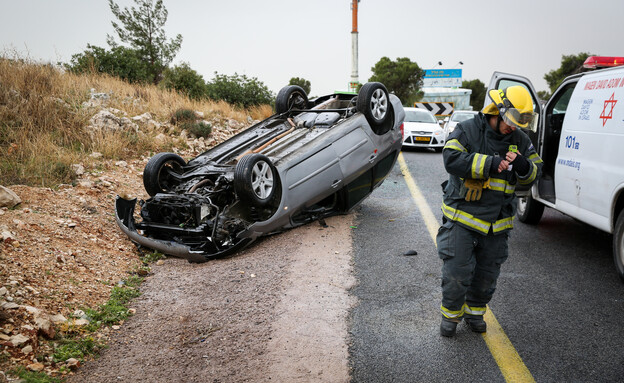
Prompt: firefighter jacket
<box><xmin>441</xmin><ymin>112</ymin><xmax>543</xmax><ymax>235</ymax></box>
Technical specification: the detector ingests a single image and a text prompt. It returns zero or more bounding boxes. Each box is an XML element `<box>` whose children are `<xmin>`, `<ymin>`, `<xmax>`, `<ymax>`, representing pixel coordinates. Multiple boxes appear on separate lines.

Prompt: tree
<box><xmin>107</xmin><ymin>0</ymin><xmax>183</xmax><ymax>84</ymax></box>
<box><xmin>368</xmin><ymin>57</ymin><xmax>424</xmax><ymax>106</ymax></box>
<box><xmin>537</xmin><ymin>90</ymin><xmax>551</xmax><ymax>101</ymax></box>
<box><xmin>206</xmin><ymin>73</ymin><xmax>273</xmax><ymax>108</ymax></box>
<box><xmin>160</xmin><ymin>63</ymin><xmax>207</xmax><ymax>100</ymax></box>
<box><xmin>544</xmin><ymin>53</ymin><xmax>592</xmax><ymax>93</ymax></box>
<box><xmin>288</xmin><ymin>77</ymin><xmax>311</xmax><ymax>95</ymax></box>
<box><xmin>65</xmin><ymin>44</ymin><xmax>151</xmax><ymax>83</ymax></box>
<box><xmin>461</xmin><ymin>79</ymin><xmax>487</xmax><ymax>111</ymax></box>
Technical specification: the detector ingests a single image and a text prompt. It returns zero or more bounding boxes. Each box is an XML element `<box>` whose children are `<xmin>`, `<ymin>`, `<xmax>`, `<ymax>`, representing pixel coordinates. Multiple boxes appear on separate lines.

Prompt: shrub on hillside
<box><xmin>65</xmin><ymin>44</ymin><xmax>151</xmax><ymax>84</ymax></box>
<box><xmin>160</xmin><ymin>63</ymin><xmax>207</xmax><ymax>100</ymax></box>
<box><xmin>186</xmin><ymin>121</ymin><xmax>212</xmax><ymax>138</ymax></box>
<box><xmin>206</xmin><ymin>72</ymin><xmax>273</xmax><ymax>108</ymax></box>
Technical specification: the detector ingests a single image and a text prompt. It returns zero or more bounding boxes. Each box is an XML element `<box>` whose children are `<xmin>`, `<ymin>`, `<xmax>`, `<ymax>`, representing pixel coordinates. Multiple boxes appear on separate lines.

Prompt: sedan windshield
<box><xmin>451</xmin><ymin>113</ymin><xmax>476</xmax><ymax>122</ymax></box>
<box><xmin>405</xmin><ymin>110</ymin><xmax>437</xmax><ymax>123</ymax></box>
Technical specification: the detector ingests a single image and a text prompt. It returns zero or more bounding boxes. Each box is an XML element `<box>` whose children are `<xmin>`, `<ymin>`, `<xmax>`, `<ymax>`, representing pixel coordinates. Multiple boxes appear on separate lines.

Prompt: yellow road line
<box><xmin>397</xmin><ymin>152</ymin><xmax>535</xmax><ymax>383</ymax></box>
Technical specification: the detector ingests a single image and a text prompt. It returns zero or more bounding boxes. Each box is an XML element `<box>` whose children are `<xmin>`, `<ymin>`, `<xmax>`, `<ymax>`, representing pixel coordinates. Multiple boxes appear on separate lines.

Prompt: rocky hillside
<box><xmin>0</xmin><ymin>59</ymin><xmax>269</xmax><ymax>380</ymax></box>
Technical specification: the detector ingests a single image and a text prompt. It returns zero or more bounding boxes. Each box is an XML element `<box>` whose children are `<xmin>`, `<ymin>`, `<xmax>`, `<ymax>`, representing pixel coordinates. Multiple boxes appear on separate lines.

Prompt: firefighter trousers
<box><xmin>436</xmin><ymin>220</ymin><xmax>509</xmax><ymax>319</ymax></box>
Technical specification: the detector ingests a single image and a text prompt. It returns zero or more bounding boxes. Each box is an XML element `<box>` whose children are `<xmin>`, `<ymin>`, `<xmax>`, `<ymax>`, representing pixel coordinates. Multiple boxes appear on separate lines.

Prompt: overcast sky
<box><xmin>2</xmin><ymin>0</ymin><xmax>623</xmax><ymax>98</ymax></box>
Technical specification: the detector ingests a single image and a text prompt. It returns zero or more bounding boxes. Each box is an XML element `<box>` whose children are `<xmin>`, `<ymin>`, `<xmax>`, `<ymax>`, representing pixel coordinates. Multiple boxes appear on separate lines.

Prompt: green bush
<box><xmin>171</xmin><ymin>108</ymin><xmax>197</xmax><ymax>125</ymax></box>
<box><xmin>206</xmin><ymin>72</ymin><xmax>273</xmax><ymax>108</ymax></box>
<box><xmin>64</xmin><ymin>44</ymin><xmax>151</xmax><ymax>84</ymax></box>
<box><xmin>185</xmin><ymin>121</ymin><xmax>212</xmax><ymax>138</ymax></box>
<box><xmin>161</xmin><ymin>62</ymin><xmax>208</xmax><ymax>100</ymax></box>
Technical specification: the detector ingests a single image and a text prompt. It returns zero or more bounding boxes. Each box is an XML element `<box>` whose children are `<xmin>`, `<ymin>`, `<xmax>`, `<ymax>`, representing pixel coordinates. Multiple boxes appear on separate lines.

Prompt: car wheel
<box><xmin>613</xmin><ymin>211</ymin><xmax>624</xmax><ymax>282</ymax></box>
<box><xmin>516</xmin><ymin>194</ymin><xmax>544</xmax><ymax>224</ymax></box>
<box><xmin>143</xmin><ymin>152</ymin><xmax>186</xmax><ymax>197</ymax></box>
<box><xmin>275</xmin><ymin>85</ymin><xmax>308</xmax><ymax>114</ymax></box>
<box><xmin>357</xmin><ymin>82</ymin><xmax>390</xmax><ymax>132</ymax></box>
<box><xmin>235</xmin><ymin>154</ymin><xmax>279</xmax><ymax>208</ymax></box>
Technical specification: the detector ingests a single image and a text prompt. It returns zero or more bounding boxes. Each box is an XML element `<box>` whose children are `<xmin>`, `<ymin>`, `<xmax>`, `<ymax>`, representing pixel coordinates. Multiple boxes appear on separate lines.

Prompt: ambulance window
<box><xmin>498</xmin><ymin>80</ymin><xmax>539</xmax><ymax>114</ymax></box>
<box><xmin>550</xmin><ymin>85</ymin><xmax>575</xmax><ymax>115</ymax></box>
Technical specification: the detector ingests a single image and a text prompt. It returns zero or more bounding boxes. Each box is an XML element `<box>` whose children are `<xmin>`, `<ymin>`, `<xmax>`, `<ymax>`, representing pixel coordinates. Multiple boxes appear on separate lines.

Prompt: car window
<box><xmin>451</xmin><ymin>113</ymin><xmax>475</xmax><ymax>122</ymax></box>
<box><xmin>405</xmin><ymin>110</ymin><xmax>437</xmax><ymax>123</ymax></box>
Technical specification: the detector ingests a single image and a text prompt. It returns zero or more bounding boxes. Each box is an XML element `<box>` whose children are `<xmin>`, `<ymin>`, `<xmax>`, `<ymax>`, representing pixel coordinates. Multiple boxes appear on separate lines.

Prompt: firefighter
<box><xmin>437</xmin><ymin>85</ymin><xmax>543</xmax><ymax>337</ymax></box>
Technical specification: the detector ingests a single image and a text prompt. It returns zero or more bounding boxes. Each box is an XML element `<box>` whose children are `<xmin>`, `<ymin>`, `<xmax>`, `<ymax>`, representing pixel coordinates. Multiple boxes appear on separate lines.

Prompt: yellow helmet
<box><xmin>482</xmin><ymin>85</ymin><xmax>537</xmax><ymax>131</ymax></box>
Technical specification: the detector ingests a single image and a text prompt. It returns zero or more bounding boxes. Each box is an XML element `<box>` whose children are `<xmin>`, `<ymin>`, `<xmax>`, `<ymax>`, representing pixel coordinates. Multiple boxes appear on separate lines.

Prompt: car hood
<box><xmin>404</xmin><ymin>121</ymin><xmax>441</xmax><ymax>133</ymax></box>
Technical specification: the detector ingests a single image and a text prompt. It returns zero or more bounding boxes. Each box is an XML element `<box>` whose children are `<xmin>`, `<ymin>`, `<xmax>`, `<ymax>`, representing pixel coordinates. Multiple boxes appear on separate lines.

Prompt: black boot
<box><xmin>464</xmin><ymin>316</ymin><xmax>487</xmax><ymax>333</ymax></box>
<box><xmin>440</xmin><ymin>318</ymin><xmax>459</xmax><ymax>337</ymax></box>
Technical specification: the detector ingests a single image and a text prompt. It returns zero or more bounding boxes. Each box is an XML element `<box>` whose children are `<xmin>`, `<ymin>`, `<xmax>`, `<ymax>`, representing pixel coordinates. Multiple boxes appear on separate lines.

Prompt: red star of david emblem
<box><xmin>600</xmin><ymin>92</ymin><xmax>617</xmax><ymax>127</ymax></box>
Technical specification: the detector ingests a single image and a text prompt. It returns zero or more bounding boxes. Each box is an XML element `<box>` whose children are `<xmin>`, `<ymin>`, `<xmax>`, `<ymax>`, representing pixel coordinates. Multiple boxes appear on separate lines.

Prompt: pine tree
<box><xmin>107</xmin><ymin>0</ymin><xmax>183</xmax><ymax>84</ymax></box>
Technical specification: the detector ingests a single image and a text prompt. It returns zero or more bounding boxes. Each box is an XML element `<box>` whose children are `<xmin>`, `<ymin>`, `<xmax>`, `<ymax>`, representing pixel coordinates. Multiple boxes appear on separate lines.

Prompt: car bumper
<box><xmin>115</xmin><ymin>196</ymin><xmax>252</xmax><ymax>263</ymax></box>
<box><xmin>402</xmin><ymin>134</ymin><xmax>445</xmax><ymax>148</ymax></box>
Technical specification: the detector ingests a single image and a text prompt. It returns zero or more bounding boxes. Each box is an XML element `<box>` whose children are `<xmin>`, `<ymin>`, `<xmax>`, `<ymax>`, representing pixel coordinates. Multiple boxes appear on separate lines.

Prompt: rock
<box><xmin>154</xmin><ymin>133</ymin><xmax>167</xmax><ymax>143</ymax></box>
<box><xmin>87</xmin><ymin>110</ymin><xmax>139</xmax><ymax>133</ymax></box>
<box><xmin>50</xmin><ymin>314</ymin><xmax>67</xmax><ymax>324</ymax></box>
<box><xmin>27</xmin><ymin>362</ymin><xmax>44</xmax><ymax>372</ymax></box>
<box><xmin>0</xmin><ymin>334</ymin><xmax>10</xmax><ymax>341</ymax></box>
<box><xmin>0</xmin><ymin>287</ymin><xmax>7</xmax><ymax>296</ymax></box>
<box><xmin>73</xmin><ymin>309</ymin><xmax>86</xmax><ymax>318</ymax></box>
<box><xmin>78</xmin><ymin>180</ymin><xmax>94</xmax><ymax>188</ymax></box>
<box><xmin>35</xmin><ymin>315</ymin><xmax>55</xmax><ymax>339</ymax></box>
<box><xmin>115</xmin><ymin>160</ymin><xmax>128</xmax><ymax>167</ymax></box>
<box><xmin>71</xmin><ymin>164</ymin><xmax>85</xmax><ymax>176</ymax></box>
<box><xmin>0</xmin><ymin>186</ymin><xmax>21</xmax><ymax>208</ymax></box>
<box><xmin>9</xmin><ymin>334</ymin><xmax>29</xmax><ymax>347</ymax></box>
<box><xmin>21</xmin><ymin>345</ymin><xmax>33</xmax><ymax>354</ymax></box>
<box><xmin>1</xmin><ymin>302</ymin><xmax>19</xmax><ymax>310</ymax></box>
<box><xmin>73</xmin><ymin>318</ymin><xmax>90</xmax><ymax>326</ymax></box>
<box><xmin>22</xmin><ymin>306</ymin><xmax>40</xmax><ymax>315</ymax></box>
<box><xmin>66</xmin><ymin>358</ymin><xmax>80</xmax><ymax>370</ymax></box>
<box><xmin>90</xmin><ymin>152</ymin><xmax>103</xmax><ymax>159</ymax></box>
<box><xmin>131</xmin><ymin>112</ymin><xmax>152</xmax><ymax>123</ymax></box>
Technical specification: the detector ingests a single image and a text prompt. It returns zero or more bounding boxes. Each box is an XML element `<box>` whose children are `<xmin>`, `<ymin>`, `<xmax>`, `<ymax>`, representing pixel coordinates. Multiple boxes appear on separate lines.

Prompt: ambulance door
<box><xmin>485</xmin><ymin>72</ymin><xmax>542</xmax><ymax>196</ymax></box>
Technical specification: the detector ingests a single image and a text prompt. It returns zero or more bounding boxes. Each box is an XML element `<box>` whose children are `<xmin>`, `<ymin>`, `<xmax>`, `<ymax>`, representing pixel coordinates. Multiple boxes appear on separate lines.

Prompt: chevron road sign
<box><xmin>414</xmin><ymin>102</ymin><xmax>454</xmax><ymax>116</ymax></box>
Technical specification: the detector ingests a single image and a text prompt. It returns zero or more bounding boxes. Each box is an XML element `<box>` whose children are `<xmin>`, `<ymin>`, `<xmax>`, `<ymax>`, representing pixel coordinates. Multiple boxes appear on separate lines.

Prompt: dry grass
<box><xmin>0</xmin><ymin>56</ymin><xmax>274</xmax><ymax>187</ymax></box>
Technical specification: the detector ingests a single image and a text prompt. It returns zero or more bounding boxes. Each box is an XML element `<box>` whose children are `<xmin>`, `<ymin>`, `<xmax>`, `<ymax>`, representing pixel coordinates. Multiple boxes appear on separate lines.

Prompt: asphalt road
<box><xmin>349</xmin><ymin>148</ymin><xmax>624</xmax><ymax>382</ymax></box>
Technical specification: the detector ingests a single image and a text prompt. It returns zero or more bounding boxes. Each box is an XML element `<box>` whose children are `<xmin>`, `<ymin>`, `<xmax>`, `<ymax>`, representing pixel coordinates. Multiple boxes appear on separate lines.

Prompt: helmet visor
<box><xmin>502</xmin><ymin>108</ymin><xmax>538</xmax><ymax>132</ymax></box>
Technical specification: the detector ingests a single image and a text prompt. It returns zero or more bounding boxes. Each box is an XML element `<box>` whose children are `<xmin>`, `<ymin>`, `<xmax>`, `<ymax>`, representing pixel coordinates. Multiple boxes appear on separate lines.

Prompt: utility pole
<box><xmin>349</xmin><ymin>0</ymin><xmax>360</xmax><ymax>92</ymax></box>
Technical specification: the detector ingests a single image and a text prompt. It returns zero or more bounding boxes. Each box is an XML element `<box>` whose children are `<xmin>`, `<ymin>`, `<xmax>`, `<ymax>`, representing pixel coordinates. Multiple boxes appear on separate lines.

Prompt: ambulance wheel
<box><xmin>517</xmin><ymin>194</ymin><xmax>544</xmax><ymax>224</ymax></box>
<box><xmin>613</xmin><ymin>210</ymin><xmax>624</xmax><ymax>282</ymax></box>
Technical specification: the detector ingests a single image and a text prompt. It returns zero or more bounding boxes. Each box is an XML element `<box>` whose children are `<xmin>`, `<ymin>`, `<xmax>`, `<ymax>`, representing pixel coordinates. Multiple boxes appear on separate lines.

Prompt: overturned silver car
<box><xmin>116</xmin><ymin>82</ymin><xmax>405</xmax><ymax>262</ymax></box>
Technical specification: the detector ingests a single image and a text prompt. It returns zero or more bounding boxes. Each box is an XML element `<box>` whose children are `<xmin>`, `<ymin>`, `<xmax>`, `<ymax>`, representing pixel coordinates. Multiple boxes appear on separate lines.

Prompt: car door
<box><xmin>485</xmin><ymin>72</ymin><xmax>542</xmax><ymax>196</ymax></box>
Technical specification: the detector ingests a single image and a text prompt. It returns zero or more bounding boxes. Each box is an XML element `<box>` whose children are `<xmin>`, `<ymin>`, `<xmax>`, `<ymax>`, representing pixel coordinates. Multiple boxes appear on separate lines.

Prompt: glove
<box><xmin>510</xmin><ymin>154</ymin><xmax>530</xmax><ymax>175</ymax></box>
<box><xmin>462</xmin><ymin>178</ymin><xmax>484</xmax><ymax>201</ymax></box>
<box><xmin>490</xmin><ymin>156</ymin><xmax>503</xmax><ymax>174</ymax></box>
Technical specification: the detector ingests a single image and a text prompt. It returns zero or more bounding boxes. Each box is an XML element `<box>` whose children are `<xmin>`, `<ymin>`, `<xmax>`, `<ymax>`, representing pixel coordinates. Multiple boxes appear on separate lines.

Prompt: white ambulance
<box><xmin>486</xmin><ymin>57</ymin><xmax>624</xmax><ymax>281</ymax></box>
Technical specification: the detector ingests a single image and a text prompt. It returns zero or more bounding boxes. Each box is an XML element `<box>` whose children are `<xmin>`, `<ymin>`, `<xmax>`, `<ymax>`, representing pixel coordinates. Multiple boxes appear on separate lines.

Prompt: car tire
<box><xmin>516</xmin><ymin>194</ymin><xmax>545</xmax><ymax>224</ymax></box>
<box><xmin>613</xmin><ymin>211</ymin><xmax>624</xmax><ymax>282</ymax></box>
<box><xmin>275</xmin><ymin>85</ymin><xmax>308</xmax><ymax>114</ymax></box>
<box><xmin>143</xmin><ymin>152</ymin><xmax>186</xmax><ymax>197</ymax></box>
<box><xmin>234</xmin><ymin>154</ymin><xmax>279</xmax><ymax>208</ymax></box>
<box><xmin>357</xmin><ymin>82</ymin><xmax>391</xmax><ymax>133</ymax></box>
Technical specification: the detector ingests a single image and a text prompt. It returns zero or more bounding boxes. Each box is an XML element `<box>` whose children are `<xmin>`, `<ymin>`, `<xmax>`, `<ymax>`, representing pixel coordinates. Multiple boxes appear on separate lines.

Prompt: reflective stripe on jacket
<box><xmin>441</xmin><ymin>113</ymin><xmax>543</xmax><ymax>234</ymax></box>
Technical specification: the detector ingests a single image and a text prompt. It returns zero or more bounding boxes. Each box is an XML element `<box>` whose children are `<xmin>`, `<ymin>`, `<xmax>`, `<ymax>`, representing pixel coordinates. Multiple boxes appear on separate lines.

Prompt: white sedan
<box><xmin>444</xmin><ymin>110</ymin><xmax>478</xmax><ymax>133</ymax></box>
<box><xmin>401</xmin><ymin>107</ymin><xmax>446</xmax><ymax>152</ymax></box>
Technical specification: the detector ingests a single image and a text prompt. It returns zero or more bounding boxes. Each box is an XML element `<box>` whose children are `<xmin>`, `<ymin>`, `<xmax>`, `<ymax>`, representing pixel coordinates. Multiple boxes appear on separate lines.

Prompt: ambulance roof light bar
<box><xmin>583</xmin><ymin>56</ymin><xmax>624</xmax><ymax>69</ymax></box>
